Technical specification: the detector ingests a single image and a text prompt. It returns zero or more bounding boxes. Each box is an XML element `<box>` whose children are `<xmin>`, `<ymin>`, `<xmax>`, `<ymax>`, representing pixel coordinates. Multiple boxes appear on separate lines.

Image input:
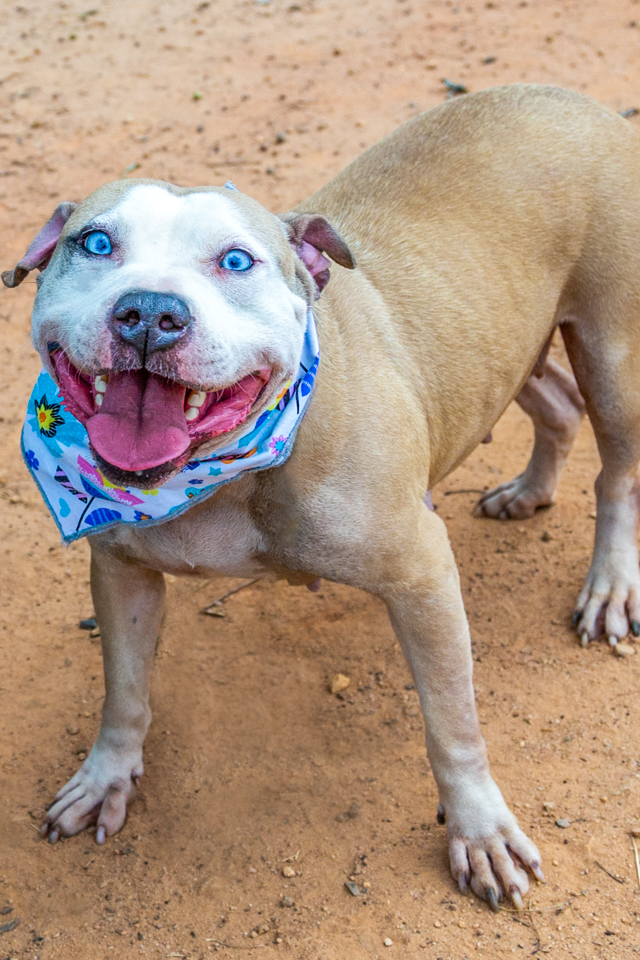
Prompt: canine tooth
<box><xmin>185</xmin><ymin>406</ymin><xmax>199</xmax><ymax>421</ymax></box>
<box><xmin>94</xmin><ymin>377</ymin><xmax>107</xmax><ymax>393</ymax></box>
<box><xmin>95</xmin><ymin>393</ymin><xmax>103</xmax><ymax>407</ymax></box>
<box><xmin>187</xmin><ymin>390</ymin><xmax>206</xmax><ymax>408</ymax></box>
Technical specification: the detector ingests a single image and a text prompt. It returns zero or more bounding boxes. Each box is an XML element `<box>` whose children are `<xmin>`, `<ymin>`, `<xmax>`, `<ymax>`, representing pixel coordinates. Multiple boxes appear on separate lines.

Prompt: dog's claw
<box><xmin>486</xmin><ymin>887</ymin><xmax>500</xmax><ymax>912</ymax></box>
<box><xmin>632</xmin><ymin>621</ymin><xmax>640</xmax><ymax>638</ymax></box>
<box><xmin>511</xmin><ymin>888</ymin><xmax>524</xmax><ymax>911</ymax></box>
<box><xmin>48</xmin><ymin>828</ymin><xmax>59</xmax><ymax>844</ymax></box>
<box><xmin>571</xmin><ymin>610</ymin><xmax>580</xmax><ymax>627</ymax></box>
<box><xmin>608</xmin><ymin>635</ymin><xmax>618</xmax><ymax>648</ymax></box>
<box><xmin>531</xmin><ymin>861</ymin><xmax>545</xmax><ymax>883</ymax></box>
<box><xmin>458</xmin><ymin>873</ymin><xmax>470</xmax><ymax>896</ymax></box>
<box><xmin>96</xmin><ymin>825</ymin><xmax>106</xmax><ymax>845</ymax></box>
<box><xmin>436</xmin><ymin>804</ymin><xmax>446</xmax><ymax>825</ymax></box>
<box><xmin>580</xmin><ymin>631</ymin><xmax>589</xmax><ymax>648</ymax></box>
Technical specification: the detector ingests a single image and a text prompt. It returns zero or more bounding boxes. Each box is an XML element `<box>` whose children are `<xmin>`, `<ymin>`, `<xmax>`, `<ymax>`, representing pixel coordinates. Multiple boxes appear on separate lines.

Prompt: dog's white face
<box><xmin>7</xmin><ymin>180</ymin><xmax>354</xmax><ymax>487</ymax></box>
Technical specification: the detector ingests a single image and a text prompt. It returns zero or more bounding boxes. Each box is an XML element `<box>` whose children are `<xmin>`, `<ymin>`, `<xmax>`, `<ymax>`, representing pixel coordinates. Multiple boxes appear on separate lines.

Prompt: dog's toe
<box><xmin>473</xmin><ymin>476</ymin><xmax>551</xmax><ymax>521</ymax></box>
<box><xmin>446</xmin><ymin>795</ymin><xmax>542</xmax><ymax>911</ymax></box>
<box><xmin>573</xmin><ymin>558</ymin><xmax>640</xmax><ymax>647</ymax></box>
<box><xmin>41</xmin><ymin>745</ymin><xmax>141</xmax><ymax>842</ymax></box>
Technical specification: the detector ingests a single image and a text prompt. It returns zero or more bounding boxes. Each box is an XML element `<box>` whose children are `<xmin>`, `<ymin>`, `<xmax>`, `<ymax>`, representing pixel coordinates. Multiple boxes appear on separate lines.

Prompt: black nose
<box><xmin>110</xmin><ymin>291</ymin><xmax>192</xmax><ymax>356</ymax></box>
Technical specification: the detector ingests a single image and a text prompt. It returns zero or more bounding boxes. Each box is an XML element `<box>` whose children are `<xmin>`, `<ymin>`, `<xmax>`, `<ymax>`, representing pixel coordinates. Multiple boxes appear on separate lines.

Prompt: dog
<box><xmin>5</xmin><ymin>83</ymin><xmax>640</xmax><ymax>910</ymax></box>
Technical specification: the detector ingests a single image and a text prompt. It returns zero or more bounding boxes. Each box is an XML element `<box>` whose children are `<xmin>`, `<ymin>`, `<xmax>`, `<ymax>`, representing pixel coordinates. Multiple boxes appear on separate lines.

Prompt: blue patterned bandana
<box><xmin>22</xmin><ymin>309</ymin><xmax>319</xmax><ymax>543</ymax></box>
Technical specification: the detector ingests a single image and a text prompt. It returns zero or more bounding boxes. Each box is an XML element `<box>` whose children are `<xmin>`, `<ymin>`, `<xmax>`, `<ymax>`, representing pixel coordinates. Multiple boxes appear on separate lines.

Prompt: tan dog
<box><xmin>5</xmin><ymin>84</ymin><xmax>640</xmax><ymax>909</ymax></box>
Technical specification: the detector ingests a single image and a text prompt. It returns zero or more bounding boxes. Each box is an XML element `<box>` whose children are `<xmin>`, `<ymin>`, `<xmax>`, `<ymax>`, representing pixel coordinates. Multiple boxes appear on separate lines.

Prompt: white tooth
<box><xmin>185</xmin><ymin>406</ymin><xmax>199</xmax><ymax>421</ymax></box>
<box><xmin>95</xmin><ymin>393</ymin><xmax>103</xmax><ymax>407</ymax></box>
<box><xmin>95</xmin><ymin>378</ymin><xmax>107</xmax><ymax>393</ymax></box>
<box><xmin>187</xmin><ymin>390</ymin><xmax>206</xmax><ymax>408</ymax></box>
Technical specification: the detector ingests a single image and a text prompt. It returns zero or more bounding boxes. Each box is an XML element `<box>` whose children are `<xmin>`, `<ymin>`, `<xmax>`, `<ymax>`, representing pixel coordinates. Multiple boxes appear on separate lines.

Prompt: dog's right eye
<box><xmin>83</xmin><ymin>231</ymin><xmax>112</xmax><ymax>256</ymax></box>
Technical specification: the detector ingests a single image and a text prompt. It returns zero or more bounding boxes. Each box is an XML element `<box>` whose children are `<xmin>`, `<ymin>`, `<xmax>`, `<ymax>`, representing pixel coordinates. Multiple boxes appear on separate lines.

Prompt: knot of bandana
<box><xmin>22</xmin><ymin>309</ymin><xmax>319</xmax><ymax>543</ymax></box>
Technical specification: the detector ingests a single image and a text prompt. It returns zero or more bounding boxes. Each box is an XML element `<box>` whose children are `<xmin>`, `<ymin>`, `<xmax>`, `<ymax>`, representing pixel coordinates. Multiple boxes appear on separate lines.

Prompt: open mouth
<box><xmin>50</xmin><ymin>350</ymin><xmax>271</xmax><ymax>487</ymax></box>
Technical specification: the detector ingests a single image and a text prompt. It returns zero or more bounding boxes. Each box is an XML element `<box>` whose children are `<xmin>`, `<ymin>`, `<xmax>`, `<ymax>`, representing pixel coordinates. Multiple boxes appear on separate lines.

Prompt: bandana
<box><xmin>22</xmin><ymin>309</ymin><xmax>319</xmax><ymax>543</ymax></box>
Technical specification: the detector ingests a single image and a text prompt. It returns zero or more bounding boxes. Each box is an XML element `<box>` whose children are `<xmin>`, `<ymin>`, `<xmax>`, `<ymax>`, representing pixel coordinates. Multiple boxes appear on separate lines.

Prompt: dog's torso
<box><xmin>97</xmin><ymin>84</ymin><xmax>640</xmax><ymax>590</ymax></box>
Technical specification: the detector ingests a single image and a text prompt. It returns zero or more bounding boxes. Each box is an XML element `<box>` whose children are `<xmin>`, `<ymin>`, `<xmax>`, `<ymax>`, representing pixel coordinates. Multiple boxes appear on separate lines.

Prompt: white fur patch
<box><xmin>32</xmin><ymin>183</ymin><xmax>307</xmax><ymax>411</ymax></box>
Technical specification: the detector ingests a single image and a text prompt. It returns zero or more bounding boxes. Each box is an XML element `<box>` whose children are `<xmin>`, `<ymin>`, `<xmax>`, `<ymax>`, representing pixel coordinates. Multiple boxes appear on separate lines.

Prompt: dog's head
<box><xmin>3</xmin><ymin>179</ymin><xmax>355</xmax><ymax>487</ymax></box>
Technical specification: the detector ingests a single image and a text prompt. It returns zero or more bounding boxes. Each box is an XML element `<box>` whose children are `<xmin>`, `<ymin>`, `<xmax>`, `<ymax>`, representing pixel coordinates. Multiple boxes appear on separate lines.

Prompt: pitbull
<box><xmin>5</xmin><ymin>83</ymin><xmax>640</xmax><ymax>909</ymax></box>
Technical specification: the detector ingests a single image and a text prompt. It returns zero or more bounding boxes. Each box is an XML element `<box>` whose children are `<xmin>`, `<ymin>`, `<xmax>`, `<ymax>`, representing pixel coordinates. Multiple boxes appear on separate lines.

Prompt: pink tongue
<box><xmin>87</xmin><ymin>370</ymin><xmax>190</xmax><ymax>472</ymax></box>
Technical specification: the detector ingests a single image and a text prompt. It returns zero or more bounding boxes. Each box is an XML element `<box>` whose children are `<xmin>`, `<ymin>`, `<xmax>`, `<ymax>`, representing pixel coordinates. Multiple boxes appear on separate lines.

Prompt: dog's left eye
<box><xmin>83</xmin><ymin>231</ymin><xmax>112</xmax><ymax>256</ymax></box>
<box><xmin>220</xmin><ymin>249</ymin><xmax>253</xmax><ymax>272</ymax></box>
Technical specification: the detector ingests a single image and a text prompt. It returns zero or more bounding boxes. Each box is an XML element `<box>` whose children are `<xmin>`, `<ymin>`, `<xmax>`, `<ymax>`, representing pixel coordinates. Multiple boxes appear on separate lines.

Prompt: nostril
<box><xmin>158</xmin><ymin>314</ymin><xmax>177</xmax><ymax>331</ymax></box>
<box><xmin>117</xmin><ymin>309</ymin><xmax>140</xmax><ymax>326</ymax></box>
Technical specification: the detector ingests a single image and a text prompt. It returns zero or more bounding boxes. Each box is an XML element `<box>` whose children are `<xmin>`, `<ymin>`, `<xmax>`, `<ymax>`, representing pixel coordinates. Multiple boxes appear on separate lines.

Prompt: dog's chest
<box><xmin>106</xmin><ymin>482</ymin><xmax>268</xmax><ymax>579</ymax></box>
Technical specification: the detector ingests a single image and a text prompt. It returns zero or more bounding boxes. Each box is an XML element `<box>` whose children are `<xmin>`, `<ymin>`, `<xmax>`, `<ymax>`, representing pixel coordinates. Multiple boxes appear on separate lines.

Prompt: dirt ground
<box><xmin>3</xmin><ymin>1</ymin><xmax>640</xmax><ymax>958</ymax></box>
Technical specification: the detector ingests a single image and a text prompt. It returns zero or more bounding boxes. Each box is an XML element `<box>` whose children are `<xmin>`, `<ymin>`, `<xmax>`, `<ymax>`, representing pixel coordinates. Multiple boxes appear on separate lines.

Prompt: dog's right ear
<box><xmin>2</xmin><ymin>201</ymin><xmax>77</xmax><ymax>288</ymax></box>
<box><xmin>279</xmin><ymin>211</ymin><xmax>356</xmax><ymax>297</ymax></box>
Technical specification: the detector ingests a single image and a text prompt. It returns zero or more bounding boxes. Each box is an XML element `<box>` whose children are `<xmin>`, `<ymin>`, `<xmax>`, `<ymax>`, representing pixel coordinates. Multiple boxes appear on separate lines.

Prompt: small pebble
<box><xmin>543</xmin><ymin>801</ymin><xmax>555</xmax><ymax>812</ymax></box>
<box><xmin>282</xmin><ymin>865</ymin><xmax>296</xmax><ymax>878</ymax></box>
<box><xmin>66</xmin><ymin>726</ymin><xmax>80</xmax><ymax>736</ymax></box>
<box><xmin>434</xmin><ymin>920</ymin><xmax>442</xmax><ymax>928</ymax></box>
<box><xmin>556</xmin><ymin>818</ymin><xmax>571</xmax><ymax>829</ymax></box>
<box><xmin>329</xmin><ymin>674</ymin><xmax>350</xmax><ymax>695</ymax></box>
<box><xmin>614</xmin><ymin>643</ymin><xmax>635</xmax><ymax>658</ymax></box>
<box><xmin>79</xmin><ymin>618</ymin><xmax>97</xmax><ymax>630</ymax></box>
<box><xmin>383</xmin><ymin>938</ymin><xmax>393</xmax><ymax>947</ymax></box>
<box><xmin>337</xmin><ymin>801</ymin><xmax>360</xmax><ymax>822</ymax></box>
<box><xmin>344</xmin><ymin>881</ymin><xmax>360</xmax><ymax>897</ymax></box>
<box><xmin>280</xmin><ymin>895</ymin><xmax>294</xmax><ymax>908</ymax></box>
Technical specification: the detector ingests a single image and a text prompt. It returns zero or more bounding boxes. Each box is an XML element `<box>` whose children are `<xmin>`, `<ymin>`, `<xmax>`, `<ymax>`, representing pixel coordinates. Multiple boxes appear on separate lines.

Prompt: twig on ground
<box><xmin>594</xmin><ymin>860</ymin><xmax>625</xmax><ymax>884</ymax></box>
<box><xmin>204</xmin><ymin>936</ymin><xmax>265</xmax><ymax>950</ymax></box>
<box><xmin>202</xmin><ymin>578</ymin><xmax>263</xmax><ymax>615</ymax></box>
<box><xmin>631</xmin><ymin>835</ymin><xmax>640</xmax><ymax>887</ymax></box>
<box><xmin>443</xmin><ymin>488</ymin><xmax>485</xmax><ymax>496</ymax></box>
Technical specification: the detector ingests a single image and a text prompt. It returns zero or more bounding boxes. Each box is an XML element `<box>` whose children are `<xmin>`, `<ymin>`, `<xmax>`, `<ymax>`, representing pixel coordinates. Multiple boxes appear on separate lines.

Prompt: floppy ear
<box><xmin>279</xmin><ymin>211</ymin><xmax>356</xmax><ymax>296</ymax></box>
<box><xmin>2</xmin><ymin>201</ymin><xmax>77</xmax><ymax>288</ymax></box>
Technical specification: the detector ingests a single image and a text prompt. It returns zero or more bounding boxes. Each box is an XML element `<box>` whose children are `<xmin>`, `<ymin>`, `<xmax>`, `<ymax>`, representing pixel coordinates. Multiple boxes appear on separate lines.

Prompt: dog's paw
<box><xmin>572</xmin><ymin>553</ymin><xmax>640</xmax><ymax>647</ymax></box>
<box><xmin>40</xmin><ymin>745</ymin><xmax>142</xmax><ymax>844</ymax></box>
<box><xmin>440</xmin><ymin>783</ymin><xmax>543</xmax><ymax>909</ymax></box>
<box><xmin>473</xmin><ymin>475</ymin><xmax>553</xmax><ymax>520</ymax></box>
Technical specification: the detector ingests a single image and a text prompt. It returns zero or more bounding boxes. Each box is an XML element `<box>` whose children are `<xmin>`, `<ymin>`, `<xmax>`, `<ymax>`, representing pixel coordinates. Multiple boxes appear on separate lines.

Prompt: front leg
<box><xmin>41</xmin><ymin>543</ymin><xmax>165</xmax><ymax>844</ymax></box>
<box><xmin>381</xmin><ymin>506</ymin><xmax>543</xmax><ymax>908</ymax></box>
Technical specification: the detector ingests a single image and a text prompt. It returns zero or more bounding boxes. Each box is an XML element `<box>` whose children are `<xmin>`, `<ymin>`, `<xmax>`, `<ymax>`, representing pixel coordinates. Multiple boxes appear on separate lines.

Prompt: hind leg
<box><xmin>563</xmin><ymin>320</ymin><xmax>640</xmax><ymax>647</ymax></box>
<box><xmin>474</xmin><ymin>357</ymin><xmax>585</xmax><ymax>520</ymax></box>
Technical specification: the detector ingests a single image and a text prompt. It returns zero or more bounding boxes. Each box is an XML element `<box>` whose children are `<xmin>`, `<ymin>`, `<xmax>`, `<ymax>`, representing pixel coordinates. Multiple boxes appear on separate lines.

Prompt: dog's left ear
<box><xmin>280</xmin><ymin>212</ymin><xmax>356</xmax><ymax>296</ymax></box>
<box><xmin>2</xmin><ymin>201</ymin><xmax>77</xmax><ymax>288</ymax></box>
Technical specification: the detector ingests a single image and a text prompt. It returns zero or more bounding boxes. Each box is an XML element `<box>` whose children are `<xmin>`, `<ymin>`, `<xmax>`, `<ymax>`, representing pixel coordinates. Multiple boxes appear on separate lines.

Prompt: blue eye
<box><xmin>221</xmin><ymin>249</ymin><xmax>253</xmax><ymax>272</ymax></box>
<box><xmin>83</xmin><ymin>231</ymin><xmax>112</xmax><ymax>256</ymax></box>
